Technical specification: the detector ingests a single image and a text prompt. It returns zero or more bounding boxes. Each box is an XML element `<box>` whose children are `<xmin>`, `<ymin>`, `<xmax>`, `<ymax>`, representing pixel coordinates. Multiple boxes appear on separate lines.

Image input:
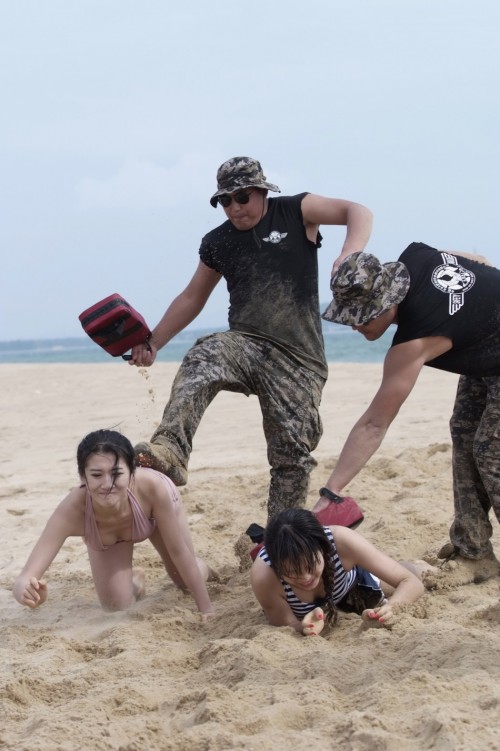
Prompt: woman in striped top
<box><xmin>250</xmin><ymin>508</ymin><xmax>427</xmax><ymax>636</ymax></box>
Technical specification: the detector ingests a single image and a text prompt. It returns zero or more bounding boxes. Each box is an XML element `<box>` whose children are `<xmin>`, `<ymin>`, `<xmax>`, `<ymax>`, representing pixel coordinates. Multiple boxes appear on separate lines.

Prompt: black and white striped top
<box><xmin>257</xmin><ymin>526</ymin><xmax>358</xmax><ymax>618</ymax></box>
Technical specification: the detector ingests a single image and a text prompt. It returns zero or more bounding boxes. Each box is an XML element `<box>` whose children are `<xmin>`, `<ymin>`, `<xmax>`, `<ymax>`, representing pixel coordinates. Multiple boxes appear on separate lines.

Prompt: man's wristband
<box><xmin>319</xmin><ymin>487</ymin><xmax>343</xmax><ymax>503</ymax></box>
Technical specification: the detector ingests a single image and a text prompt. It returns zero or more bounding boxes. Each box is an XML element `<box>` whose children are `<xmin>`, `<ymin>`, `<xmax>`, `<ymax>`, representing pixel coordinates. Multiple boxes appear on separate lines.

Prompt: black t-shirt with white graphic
<box><xmin>393</xmin><ymin>242</ymin><xmax>500</xmax><ymax>376</ymax></box>
<box><xmin>199</xmin><ymin>193</ymin><xmax>327</xmax><ymax>378</ymax></box>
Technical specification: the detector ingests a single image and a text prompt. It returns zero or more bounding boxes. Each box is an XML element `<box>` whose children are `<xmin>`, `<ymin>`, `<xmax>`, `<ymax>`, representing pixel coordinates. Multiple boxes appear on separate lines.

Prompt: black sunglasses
<box><xmin>217</xmin><ymin>190</ymin><xmax>253</xmax><ymax>208</ymax></box>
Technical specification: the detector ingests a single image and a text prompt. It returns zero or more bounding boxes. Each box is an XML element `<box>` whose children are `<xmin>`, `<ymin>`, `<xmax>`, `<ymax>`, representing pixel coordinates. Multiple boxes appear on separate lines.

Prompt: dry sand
<box><xmin>1</xmin><ymin>362</ymin><xmax>500</xmax><ymax>751</ymax></box>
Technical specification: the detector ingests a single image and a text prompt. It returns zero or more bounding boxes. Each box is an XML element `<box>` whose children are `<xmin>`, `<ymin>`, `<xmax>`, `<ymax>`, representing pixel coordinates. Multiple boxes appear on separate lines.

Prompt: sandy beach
<box><xmin>1</xmin><ymin>362</ymin><xmax>500</xmax><ymax>751</ymax></box>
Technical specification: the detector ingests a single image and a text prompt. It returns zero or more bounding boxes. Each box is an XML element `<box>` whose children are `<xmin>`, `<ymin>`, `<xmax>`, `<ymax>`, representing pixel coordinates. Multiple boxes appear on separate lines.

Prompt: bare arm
<box><xmin>300</xmin><ymin>194</ymin><xmax>373</xmax><ymax>273</ymax></box>
<box><xmin>129</xmin><ymin>261</ymin><xmax>222</xmax><ymax>367</ymax></box>
<box><xmin>150</xmin><ymin>483</ymin><xmax>213</xmax><ymax>615</ymax></box>
<box><xmin>333</xmin><ymin>525</ymin><xmax>424</xmax><ymax>618</ymax></box>
<box><xmin>322</xmin><ymin>337</ymin><xmax>451</xmax><ymax>495</ymax></box>
<box><xmin>13</xmin><ymin>491</ymin><xmax>83</xmax><ymax>608</ymax></box>
<box><xmin>250</xmin><ymin>558</ymin><xmax>305</xmax><ymax>633</ymax></box>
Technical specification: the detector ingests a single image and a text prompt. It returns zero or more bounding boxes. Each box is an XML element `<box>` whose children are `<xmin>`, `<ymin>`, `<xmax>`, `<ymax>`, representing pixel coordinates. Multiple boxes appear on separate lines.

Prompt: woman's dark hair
<box><xmin>77</xmin><ymin>429</ymin><xmax>135</xmax><ymax>476</ymax></box>
<box><xmin>264</xmin><ymin>508</ymin><xmax>338</xmax><ymax>626</ymax></box>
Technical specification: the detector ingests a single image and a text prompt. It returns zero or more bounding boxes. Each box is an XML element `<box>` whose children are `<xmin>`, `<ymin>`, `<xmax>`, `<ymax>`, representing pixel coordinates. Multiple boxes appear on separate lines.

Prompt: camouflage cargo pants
<box><xmin>449</xmin><ymin>374</ymin><xmax>500</xmax><ymax>558</ymax></box>
<box><xmin>150</xmin><ymin>331</ymin><xmax>325</xmax><ymax>518</ymax></box>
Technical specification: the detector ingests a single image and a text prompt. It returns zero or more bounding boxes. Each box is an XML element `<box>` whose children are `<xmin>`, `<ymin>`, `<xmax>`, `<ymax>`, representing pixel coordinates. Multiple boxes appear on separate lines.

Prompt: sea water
<box><xmin>0</xmin><ymin>324</ymin><xmax>393</xmax><ymax>364</ymax></box>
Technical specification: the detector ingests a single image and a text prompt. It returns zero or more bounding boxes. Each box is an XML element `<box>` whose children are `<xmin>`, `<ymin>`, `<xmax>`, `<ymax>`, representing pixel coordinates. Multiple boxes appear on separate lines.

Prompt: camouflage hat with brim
<box><xmin>322</xmin><ymin>252</ymin><xmax>410</xmax><ymax>326</ymax></box>
<box><xmin>210</xmin><ymin>156</ymin><xmax>280</xmax><ymax>207</ymax></box>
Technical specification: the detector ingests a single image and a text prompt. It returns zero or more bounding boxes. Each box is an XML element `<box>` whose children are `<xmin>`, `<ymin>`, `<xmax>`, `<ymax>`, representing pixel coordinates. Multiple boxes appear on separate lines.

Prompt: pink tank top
<box><xmin>84</xmin><ymin>470</ymin><xmax>177</xmax><ymax>551</ymax></box>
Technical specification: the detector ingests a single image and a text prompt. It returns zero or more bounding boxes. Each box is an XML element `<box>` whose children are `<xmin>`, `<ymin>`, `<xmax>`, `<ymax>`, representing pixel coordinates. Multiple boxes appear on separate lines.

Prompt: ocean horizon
<box><xmin>0</xmin><ymin>325</ymin><xmax>393</xmax><ymax>364</ymax></box>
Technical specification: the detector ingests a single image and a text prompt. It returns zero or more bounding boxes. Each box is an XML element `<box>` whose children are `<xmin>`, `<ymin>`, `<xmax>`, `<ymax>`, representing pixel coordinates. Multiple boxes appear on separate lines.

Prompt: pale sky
<box><xmin>1</xmin><ymin>0</ymin><xmax>499</xmax><ymax>340</ymax></box>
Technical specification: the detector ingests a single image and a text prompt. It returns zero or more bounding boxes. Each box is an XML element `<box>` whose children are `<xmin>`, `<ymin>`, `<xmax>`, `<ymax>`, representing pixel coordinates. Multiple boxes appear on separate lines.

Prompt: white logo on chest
<box><xmin>431</xmin><ymin>252</ymin><xmax>476</xmax><ymax>314</ymax></box>
<box><xmin>263</xmin><ymin>231</ymin><xmax>288</xmax><ymax>244</ymax></box>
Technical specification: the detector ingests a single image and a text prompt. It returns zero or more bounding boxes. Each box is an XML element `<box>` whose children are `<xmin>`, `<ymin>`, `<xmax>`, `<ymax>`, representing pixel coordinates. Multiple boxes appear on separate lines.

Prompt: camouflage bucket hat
<box><xmin>210</xmin><ymin>156</ymin><xmax>280</xmax><ymax>207</ymax></box>
<box><xmin>322</xmin><ymin>252</ymin><xmax>410</xmax><ymax>326</ymax></box>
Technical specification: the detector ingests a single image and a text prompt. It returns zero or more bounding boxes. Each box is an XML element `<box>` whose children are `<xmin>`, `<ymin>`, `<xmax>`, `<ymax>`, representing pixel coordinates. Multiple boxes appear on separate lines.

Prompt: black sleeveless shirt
<box><xmin>393</xmin><ymin>242</ymin><xmax>500</xmax><ymax>376</ymax></box>
<box><xmin>199</xmin><ymin>193</ymin><xmax>327</xmax><ymax>378</ymax></box>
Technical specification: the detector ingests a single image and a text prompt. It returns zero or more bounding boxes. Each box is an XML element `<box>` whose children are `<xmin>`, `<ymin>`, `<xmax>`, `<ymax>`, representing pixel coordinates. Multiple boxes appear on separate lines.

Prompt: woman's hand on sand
<box><xmin>199</xmin><ymin>609</ymin><xmax>216</xmax><ymax>624</ymax></box>
<box><xmin>14</xmin><ymin>576</ymin><xmax>48</xmax><ymax>609</ymax></box>
<box><xmin>362</xmin><ymin>601</ymin><xmax>395</xmax><ymax>628</ymax></box>
<box><xmin>301</xmin><ymin>607</ymin><xmax>325</xmax><ymax>636</ymax></box>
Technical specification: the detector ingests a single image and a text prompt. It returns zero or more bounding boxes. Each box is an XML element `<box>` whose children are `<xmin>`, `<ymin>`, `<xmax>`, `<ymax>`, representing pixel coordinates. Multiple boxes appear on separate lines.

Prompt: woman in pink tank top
<box><xmin>13</xmin><ymin>429</ymin><xmax>214</xmax><ymax>619</ymax></box>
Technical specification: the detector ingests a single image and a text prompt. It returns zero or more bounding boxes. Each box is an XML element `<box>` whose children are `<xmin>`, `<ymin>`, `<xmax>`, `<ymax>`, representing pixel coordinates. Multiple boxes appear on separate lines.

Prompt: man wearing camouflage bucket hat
<box><xmin>209</xmin><ymin>156</ymin><xmax>281</xmax><ymax>208</ymax></box>
<box><xmin>321</xmin><ymin>252</ymin><xmax>410</xmax><ymax>328</ymax></box>
<box><xmin>315</xmin><ymin>241</ymin><xmax>500</xmax><ymax>584</ymax></box>
<box><xmin>129</xmin><ymin>155</ymin><xmax>373</xmax><ymax>522</ymax></box>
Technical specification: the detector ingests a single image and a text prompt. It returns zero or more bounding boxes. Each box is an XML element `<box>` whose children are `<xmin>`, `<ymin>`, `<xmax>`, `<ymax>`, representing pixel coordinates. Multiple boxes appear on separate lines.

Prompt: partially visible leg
<box><xmin>449</xmin><ymin>376</ymin><xmax>494</xmax><ymax>558</ymax></box>
<box><xmin>87</xmin><ymin>543</ymin><xmax>139</xmax><ymax>611</ymax></box>
<box><xmin>136</xmin><ymin>332</ymin><xmax>252</xmax><ymax>484</ymax></box>
<box><xmin>400</xmin><ymin>560</ymin><xmax>438</xmax><ymax>579</ymax></box>
<box><xmin>132</xmin><ymin>568</ymin><xmax>146</xmax><ymax>601</ymax></box>
<box><xmin>379</xmin><ymin>560</ymin><xmax>438</xmax><ymax>597</ymax></box>
<box><xmin>256</xmin><ymin>347</ymin><xmax>325</xmax><ymax>518</ymax></box>
<box><xmin>470</xmin><ymin>375</ymin><xmax>500</xmax><ymax>543</ymax></box>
